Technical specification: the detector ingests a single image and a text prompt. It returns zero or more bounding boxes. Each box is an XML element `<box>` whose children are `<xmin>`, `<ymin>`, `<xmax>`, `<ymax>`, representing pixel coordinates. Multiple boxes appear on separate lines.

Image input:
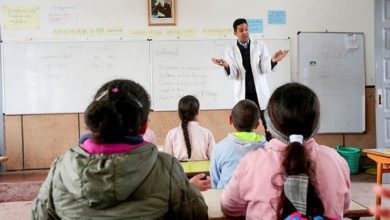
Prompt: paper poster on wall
<box><xmin>202</xmin><ymin>28</ymin><xmax>231</xmax><ymax>36</ymax></box>
<box><xmin>3</xmin><ymin>5</ymin><xmax>40</xmax><ymax>29</ymax></box>
<box><xmin>128</xmin><ymin>29</ymin><xmax>164</xmax><ymax>38</ymax></box>
<box><xmin>165</xmin><ymin>28</ymin><xmax>198</xmax><ymax>37</ymax></box>
<box><xmin>53</xmin><ymin>27</ymin><xmax>123</xmax><ymax>37</ymax></box>
<box><xmin>48</xmin><ymin>6</ymin><xmax>78</xmax><ymax>25</ymax></box>
<box><xmin>344</xmin><ymin>34</ymin><xmax>359</xmax><ymax>50</ymax></box>
<box><xmin>247</xmin><ymin>19</ymin><xmax>263</xmax><ymax>33</ymax></box>
<box><xmin>268</xmin><ymin>10</ymin><xmax>286</xmax><ymax>25</ymax></box>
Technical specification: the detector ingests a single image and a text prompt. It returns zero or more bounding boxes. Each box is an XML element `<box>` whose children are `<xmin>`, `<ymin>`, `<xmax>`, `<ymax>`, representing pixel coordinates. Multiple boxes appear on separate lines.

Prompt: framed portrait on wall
<box><xmin>148</xmin><ymin>0</ymin><xmax>176</xmax><ymax>26</ymax></box>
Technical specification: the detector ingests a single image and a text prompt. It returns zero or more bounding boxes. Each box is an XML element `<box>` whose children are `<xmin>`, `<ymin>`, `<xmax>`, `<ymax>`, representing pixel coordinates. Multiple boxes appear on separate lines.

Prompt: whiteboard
<box><xmin>151</xmin><ymin>39</ymin><xmax>291</xmax><ymax>111</ymax></box>
<box><xmin>297</xmin><ymin>32</ymin><xmax>365</xmax><ymax>133</ymax></box>
<box><xmin>2</xmin><ymin>38</ymin><xmax>290</xmax><ymax>114</ymax></box>
<box><xmin>2</xmin><ymin>41</ymin><xmax>151</xmax><ymax>114</ymax></box>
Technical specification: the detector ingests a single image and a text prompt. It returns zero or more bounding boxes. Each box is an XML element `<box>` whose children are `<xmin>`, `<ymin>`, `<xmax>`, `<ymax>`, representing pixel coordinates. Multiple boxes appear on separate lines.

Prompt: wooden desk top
<box><xmin>363</xmin><ymin>148</ymin><xmax>390</xmax><ymax>158</ymax></box>
<box><xmin>202</xmin><ymin>189</ymin><xmax>372</xmax><ymax>219</ymax></box>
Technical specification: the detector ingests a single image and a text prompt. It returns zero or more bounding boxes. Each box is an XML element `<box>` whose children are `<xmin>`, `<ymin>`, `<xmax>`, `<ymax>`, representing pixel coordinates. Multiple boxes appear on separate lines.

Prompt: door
<box><xmin>376</xmin><ymin>0</ymin><xmax>390</xmax><ymax>148</ymax></box>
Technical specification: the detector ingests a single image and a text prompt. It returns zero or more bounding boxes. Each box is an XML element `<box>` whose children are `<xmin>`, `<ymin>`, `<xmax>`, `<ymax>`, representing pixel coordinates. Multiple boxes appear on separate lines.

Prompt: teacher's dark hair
<box><xmin>233</xmin><ymin>18</ymin><xmax>248</xmax><ymax>32</ymax></box>
<box><xmin>231</xmin><ymin>99</ymin><xmax>259</xmax><ymax>132</ymax></box>
<box><xmin>178</xmin><ymin>95</ymin><xmax>199</xmax><ymax>160</ymax></box>
<box><xmin>267</xmin><ymin>83</ymin><xmax>323</xmax><ymax>219</ymax></box>
<box><xmin>85</xmin><ymin>79</ymin><xmax>150</xmax><ymax>143</ymax></box>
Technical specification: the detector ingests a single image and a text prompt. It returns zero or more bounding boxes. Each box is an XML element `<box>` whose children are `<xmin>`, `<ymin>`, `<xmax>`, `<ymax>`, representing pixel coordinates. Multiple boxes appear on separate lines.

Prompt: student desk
<box><xmin>180</xmin><ymin>161</ymin><xmax>210</xmax><ymax>177</ymax></box>
<box><xmin>201</xmin><ymin>189</ymin><xmax>372</xmax><ymax>220</ymax></box>
<box><xmin>363</xmin><ymin>148</ymin><xmax>390</xmax><ymax>220</ymax></box>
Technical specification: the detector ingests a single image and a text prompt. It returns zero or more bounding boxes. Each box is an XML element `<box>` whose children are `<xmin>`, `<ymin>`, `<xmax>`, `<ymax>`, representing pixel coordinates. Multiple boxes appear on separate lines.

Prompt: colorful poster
<box><xmin>48</xmin><ymin>6</ymin><xmax>78</xmax><ymax>25</ymax></box>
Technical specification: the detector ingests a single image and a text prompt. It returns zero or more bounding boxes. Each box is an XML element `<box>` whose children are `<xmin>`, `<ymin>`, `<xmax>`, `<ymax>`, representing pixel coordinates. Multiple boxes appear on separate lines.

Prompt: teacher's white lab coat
<box><xmin>224</xmin><ymin>39</ymin><xmax>276</xmax><ymax>110</ymax></box>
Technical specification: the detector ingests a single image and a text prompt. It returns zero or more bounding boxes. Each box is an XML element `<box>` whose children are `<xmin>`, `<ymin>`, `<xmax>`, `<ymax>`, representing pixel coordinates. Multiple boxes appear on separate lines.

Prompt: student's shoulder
<box><xmin>156</xmin><ymin>151</ymin><xmax>181</xmax><ymax>169</ymax></box>
<box><xmin>312</xmin><ymin>141</ymin><xmax>347</xmax><ymax>163</ymax></box>
<box><xmin>166</xmin><ymin>126</ymin><xmax>180</xmax><ymax>136</ymax></box>
<box><xmin>202</xmin><ymin>126</ymin><xmax>215</xmax><ymax>136</ymax></box>
<box><xmin>215</xmin><ymin>135</ymin><xmax>231</xmax><ymax>147</ymax></box>
<box><xmin>238</xmin><ymin>147</ymin><xmax>268</xmax><ymax>165</ymax></box>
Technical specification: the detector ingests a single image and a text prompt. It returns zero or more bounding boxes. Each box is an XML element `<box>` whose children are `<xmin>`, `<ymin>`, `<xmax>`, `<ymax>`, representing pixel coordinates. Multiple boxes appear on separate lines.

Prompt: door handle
<box><xmin>378</xmin><ymin>88</ymin><xmax>383</xmax><ymax>108</ymax></box>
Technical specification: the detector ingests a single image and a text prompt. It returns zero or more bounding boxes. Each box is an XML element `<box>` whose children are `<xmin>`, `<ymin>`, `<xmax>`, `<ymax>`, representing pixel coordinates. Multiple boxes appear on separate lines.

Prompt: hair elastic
<box><xmin>289</xmin><ymin>134</ymin><xmax>304</xmax><ymax>144</ymax></box>
<box><xmin>95</xmin><ymin>90</ymin><xmax>108</xmax><ymax>101</ymax></box>
<box><xmin>112</xmin><ymin>87</ymin><xmax>119</xmax><ymax>93</ymax></box>
<box><xmin>128</xmin><ymin>93</ymin><xmax>143</xmax><ymax>108</ymax></box>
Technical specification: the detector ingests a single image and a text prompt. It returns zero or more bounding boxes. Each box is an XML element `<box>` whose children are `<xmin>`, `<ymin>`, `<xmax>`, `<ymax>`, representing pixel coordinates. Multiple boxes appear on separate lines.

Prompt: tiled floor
<box><xmin>0</xmin><ymin>170</ymin><xmax>387</xmax><ymax>219</ymax></box>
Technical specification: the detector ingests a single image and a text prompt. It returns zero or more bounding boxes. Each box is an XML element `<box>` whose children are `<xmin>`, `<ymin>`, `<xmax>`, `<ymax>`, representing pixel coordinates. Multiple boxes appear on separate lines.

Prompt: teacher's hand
<box><xmin>272</xmin><ymin>50</ymin><xmax>289</xmax><ymax>63</ymax></box>
<box><xmin>211</xmin><ymin>58</ymin><xmax>229</xmax><ymax>69</ymax></box>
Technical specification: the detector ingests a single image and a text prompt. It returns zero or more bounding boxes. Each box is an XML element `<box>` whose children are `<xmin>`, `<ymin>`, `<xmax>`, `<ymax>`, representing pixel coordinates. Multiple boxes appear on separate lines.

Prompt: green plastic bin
<box><xmin>336</xmin><ymin>145</ymin><xmax>361</xmax><ymax>174</ymax></box>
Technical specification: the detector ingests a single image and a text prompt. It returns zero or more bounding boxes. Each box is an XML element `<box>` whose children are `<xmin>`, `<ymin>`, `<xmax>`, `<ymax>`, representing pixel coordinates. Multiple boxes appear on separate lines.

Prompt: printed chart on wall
<box><xmin>297</xmin><ymin>32</ymin><xmax>365</xmax><ymax>133</ymax></box>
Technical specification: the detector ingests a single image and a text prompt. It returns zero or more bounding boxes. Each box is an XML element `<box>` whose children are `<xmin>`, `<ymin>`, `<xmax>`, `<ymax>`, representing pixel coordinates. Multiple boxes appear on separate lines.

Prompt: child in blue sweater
<box><xmin>210</xmin><ymin>99</ymin><xmax>266</xmax><ymax>188</ymax></box>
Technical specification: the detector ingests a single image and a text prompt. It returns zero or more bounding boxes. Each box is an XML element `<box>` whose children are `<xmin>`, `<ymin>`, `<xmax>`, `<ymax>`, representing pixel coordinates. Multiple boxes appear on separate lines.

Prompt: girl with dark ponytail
<box><xmin>220</xmin><ymin>83</ymin><xmax>351</xmax><ymax>219</ymax></box>
<box><xmin>164</xmin><ymin>95</ymin><xmax>215</xmax><ymax>161</ymax></box>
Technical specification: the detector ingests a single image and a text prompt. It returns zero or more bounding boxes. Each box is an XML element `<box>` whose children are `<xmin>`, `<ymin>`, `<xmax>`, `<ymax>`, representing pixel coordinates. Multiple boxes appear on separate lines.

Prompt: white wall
<box><xmin>0</xmin><ymin>0</ymin><xmax>375</xmax><ymax>84</ymax></box>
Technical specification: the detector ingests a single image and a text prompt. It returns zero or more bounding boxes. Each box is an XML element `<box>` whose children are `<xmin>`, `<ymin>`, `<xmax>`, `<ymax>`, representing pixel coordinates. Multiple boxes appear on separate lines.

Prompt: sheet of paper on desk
<box><xmin>368</xmin><ymin>148</ymin><xmax>390</xmax><ymax>154</ymax></box>
<box><xmin>363</xmin><ymin>148</ymin><xmax>390</xmax><ymax>156</ymax></box>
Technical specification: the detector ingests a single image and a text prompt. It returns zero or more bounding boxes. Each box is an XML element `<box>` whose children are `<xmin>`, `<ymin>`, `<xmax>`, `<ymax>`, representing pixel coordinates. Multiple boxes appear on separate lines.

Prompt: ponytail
<box><xmin>178</xmin><ymin>95</ymin><xmax>199</xmax><ymax>160</ymax></box>
<box><xmin>275</xmin><ymin>140</ymin><xmax>324</xmax><ymax>219</ymax></box>
<box><xmin>181</xmin><ymin>119</ymin><xmax>192</xmax><ymax>159</ymax></box>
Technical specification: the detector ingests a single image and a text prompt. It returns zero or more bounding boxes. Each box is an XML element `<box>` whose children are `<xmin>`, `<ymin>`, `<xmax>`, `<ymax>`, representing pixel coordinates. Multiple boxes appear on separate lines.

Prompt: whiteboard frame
<box><xmin>297</xmin><ymin>31</ymin><xmax>366</xmax><ymax>133</ymax></box>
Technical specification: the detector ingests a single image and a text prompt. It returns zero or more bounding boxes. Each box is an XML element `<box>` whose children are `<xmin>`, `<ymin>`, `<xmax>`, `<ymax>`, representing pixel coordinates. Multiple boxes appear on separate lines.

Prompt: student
<box><xmin>210</xmin><ymin>99</ymin><xmax>266</xmax><ymax>189</ymax></box>
<box><xmin>164</xmin><ymin>95</ymin><xmax>215</xmax><ymax>161</ymax></box>
<box><xmin>143</xmin><ymin>127</ymin><xmax>157</xmax><ymax>145</ymax></box>
<box><xmin>221</xmin><ymin>82</ymin><xmax>351</xmax><ymax>219</ymax></box>
<box><xmin>211</xmin><ymin>18</ymin><xmax>288</xmax><ymax>141</ymax></box>
<box><xmin>31</xmin><ymin>79</ymin><xmax>208</xmax><ymax>219</ymax></box>
<box><xmin>370</xmin><ymin>185</ymin><xmax>390</xmax><ymax>219</ymax></box>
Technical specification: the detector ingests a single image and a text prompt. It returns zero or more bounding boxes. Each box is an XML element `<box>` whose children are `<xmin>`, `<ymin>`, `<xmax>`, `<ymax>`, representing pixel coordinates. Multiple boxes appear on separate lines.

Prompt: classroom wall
<box><xmin>0</xmin><ymin>0</ymin><xmax>375</xmax><ymax>84</ymax></box>
<box><xmin>0</xmin><ymin>0</ymin><xmax>376</xmax><ymax>170</ymax></box>
<box><xmin>4</xmin><ymin>88</ymin><xmax>376</xmax><ymax>170</ymax></box>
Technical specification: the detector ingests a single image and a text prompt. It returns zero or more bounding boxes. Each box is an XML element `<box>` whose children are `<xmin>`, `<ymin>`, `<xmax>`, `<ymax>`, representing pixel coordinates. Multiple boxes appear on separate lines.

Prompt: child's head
<box><xmin>230</xmin><ymin>99</ymin><xmax>260</xmax><ymax>132</ymax></box>
<box><xmin>85</xmin><ymin>79</ymin><xmax>150</xmax><ymax>143</ymax></box>
<box><xmin>266</xmin><ymin>82</ymin><xmax>320</xmax><ymax>141</ymax></box>
<box><xmin>178</xmin><ymin>95</ymin><xmax>199</xmax><ymax>160</ymax></box>
<box><xmin>267</xmin><ymin>83</ymin><xmax>323</xmax><ymax>218</ymax></box>
<box><xmin>178</xmin><ymin>95</ymin><xmax>199</xmax><ymax>123</ymax></box>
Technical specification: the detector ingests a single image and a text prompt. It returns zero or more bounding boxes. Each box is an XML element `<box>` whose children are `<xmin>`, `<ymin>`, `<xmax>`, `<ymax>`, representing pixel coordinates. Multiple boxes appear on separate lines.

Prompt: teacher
<box><xmin>212</xmin><ymin>18</ymin><xmax>288</xmax><ymax>141</ymax></box>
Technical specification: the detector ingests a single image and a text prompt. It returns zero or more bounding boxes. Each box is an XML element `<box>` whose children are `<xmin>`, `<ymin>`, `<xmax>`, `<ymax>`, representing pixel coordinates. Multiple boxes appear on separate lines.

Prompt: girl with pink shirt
<box><xmin>221</xmin><ymin>83</ymin><xmax>351</xmax><ymax>220</ymax></box>
<box><xmin>164</xmin><ymin>95</ymin><xmax>215</xmax><ymax>161</ymax></box>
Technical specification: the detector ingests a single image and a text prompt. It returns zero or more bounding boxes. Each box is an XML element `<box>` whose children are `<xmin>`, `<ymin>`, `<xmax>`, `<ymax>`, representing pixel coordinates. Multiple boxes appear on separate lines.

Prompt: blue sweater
<box><xmin>210</xmin><ymin>133</ymin><xmax>266</xmax><ymax>189</ymax></box>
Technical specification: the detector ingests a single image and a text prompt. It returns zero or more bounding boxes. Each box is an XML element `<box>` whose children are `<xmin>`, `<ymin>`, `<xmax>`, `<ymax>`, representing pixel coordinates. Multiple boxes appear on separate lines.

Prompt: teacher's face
<box><xmin>234</xmin><ymin>23</ymin><xmax>249</xmax><ymax>43</ymax></box>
